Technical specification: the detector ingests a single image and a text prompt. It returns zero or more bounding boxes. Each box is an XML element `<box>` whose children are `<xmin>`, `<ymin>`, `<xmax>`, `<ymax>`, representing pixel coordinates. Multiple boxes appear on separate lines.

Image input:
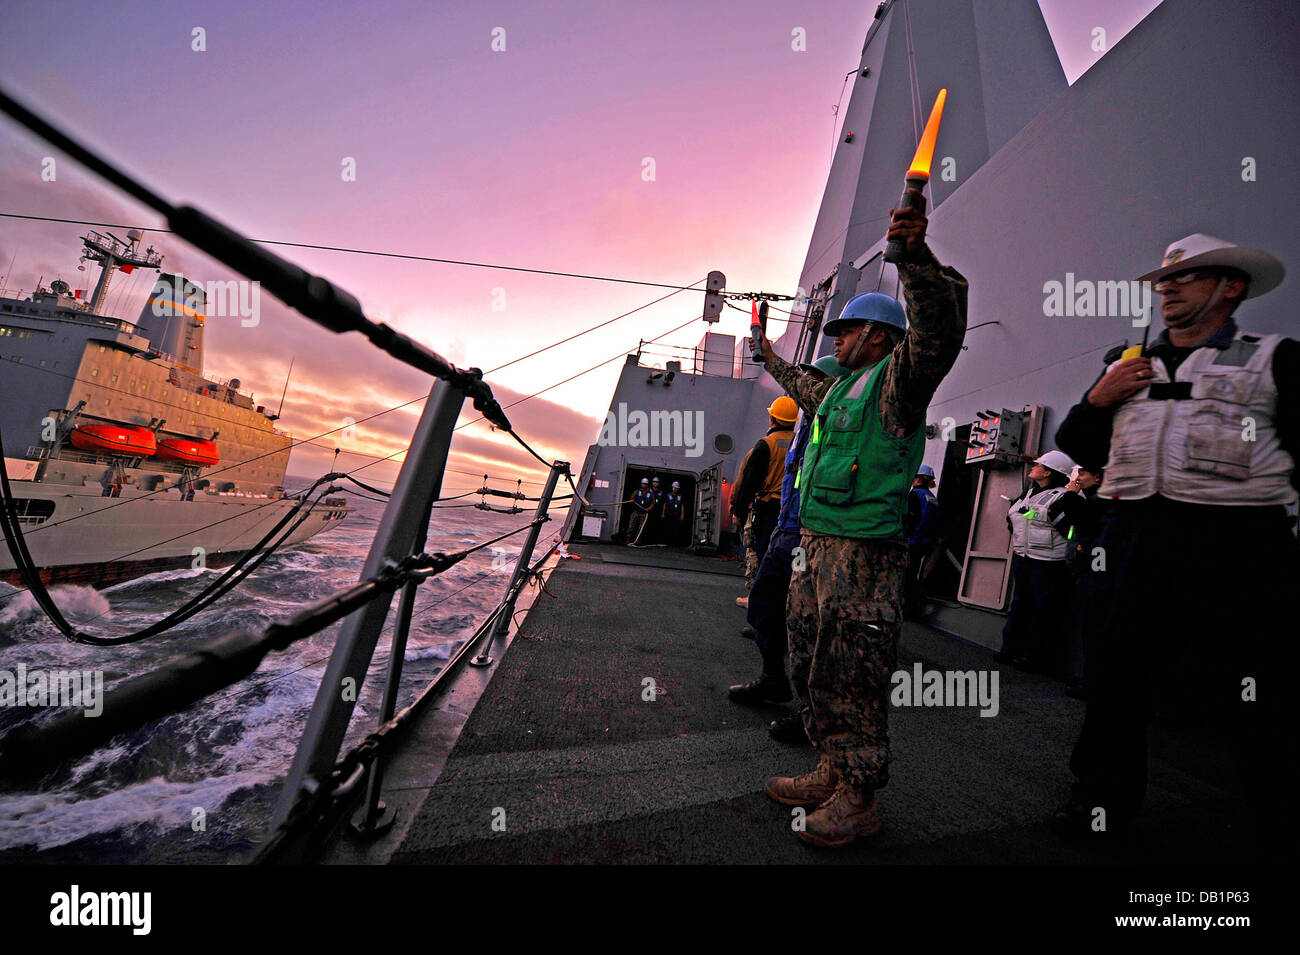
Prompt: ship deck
<box><xmin>383</xmin><ymin>542</ymin><xmax>1256</xmax><ymax>865</ymax></box>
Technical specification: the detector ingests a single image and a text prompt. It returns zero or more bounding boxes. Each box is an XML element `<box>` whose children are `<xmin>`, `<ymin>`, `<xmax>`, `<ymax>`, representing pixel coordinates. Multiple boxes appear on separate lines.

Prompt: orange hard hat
<box><xmin>767</xmin><ymin>396</ymin><xmax>798</xmax><ymax>424</ymax></box>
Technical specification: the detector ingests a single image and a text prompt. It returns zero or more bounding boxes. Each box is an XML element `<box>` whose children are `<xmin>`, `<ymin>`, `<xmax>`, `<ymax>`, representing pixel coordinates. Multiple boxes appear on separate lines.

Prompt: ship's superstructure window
<box><xmin>10</xmin><ymin>498</ymin><xmax>55</xmax><ymax>526</ymax></box>
<box><xmin>0</xmin><ymin>325</ymin><xmax>37</xmax><ymax>338</ymax></box>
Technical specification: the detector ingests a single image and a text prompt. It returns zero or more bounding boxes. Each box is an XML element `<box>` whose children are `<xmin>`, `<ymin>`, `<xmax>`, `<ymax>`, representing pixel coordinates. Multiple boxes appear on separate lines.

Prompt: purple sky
<box><xmin>0</xmin><ymin>0</ymin><xmax>1158</xmax><ymax>493</ymax></box>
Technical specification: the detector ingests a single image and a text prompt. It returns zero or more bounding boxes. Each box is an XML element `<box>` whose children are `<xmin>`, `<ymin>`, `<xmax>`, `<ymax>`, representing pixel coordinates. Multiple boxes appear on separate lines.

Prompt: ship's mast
<box><xmin>81</xmin><ymin>228</ymin><xmax>162</xmax><ymax>315</ymax></box>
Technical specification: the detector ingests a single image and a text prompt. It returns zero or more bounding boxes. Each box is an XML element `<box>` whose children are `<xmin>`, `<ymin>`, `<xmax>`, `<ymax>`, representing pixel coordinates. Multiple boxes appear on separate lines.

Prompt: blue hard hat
<box><xmin>824</xmin><ymin>292</ymin><xmax>906</xmax><ymax>337</ymax></box>
<box><xmin>917</xmin><ymin>464</ymin><xmax>935</xmax><ymax>478</ymax></box>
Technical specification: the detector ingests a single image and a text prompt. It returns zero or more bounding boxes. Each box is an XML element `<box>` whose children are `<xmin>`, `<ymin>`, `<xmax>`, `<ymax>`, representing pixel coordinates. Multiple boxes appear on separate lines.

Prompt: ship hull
<box><xmin>1</xmin><ymin>479</ymin><xmax>347</xmax><ymax>589</ymax></box>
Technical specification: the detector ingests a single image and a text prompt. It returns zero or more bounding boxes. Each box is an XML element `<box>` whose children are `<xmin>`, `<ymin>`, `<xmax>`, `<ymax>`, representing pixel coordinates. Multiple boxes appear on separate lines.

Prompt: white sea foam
<box><xmin>0</xmin><ymin>586</ymin><xmax>112</xmax><ymax>627</ymax></box>
<box><xmin>0</xmin><ymin>772</ymin><xmax>265</xmax><ymax>852</ymax></box>
<box><xmin>404</xmin><ymin>640</ymin><xmax>463</xmax><ymax>662</ymax></box>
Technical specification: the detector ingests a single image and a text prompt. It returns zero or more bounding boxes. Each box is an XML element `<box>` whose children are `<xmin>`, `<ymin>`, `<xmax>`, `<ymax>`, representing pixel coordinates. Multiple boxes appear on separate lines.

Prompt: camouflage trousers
<box><xmin>786</xmin><ymin>533</ymin><xmax>908</xmax><ymax>790</ymax></box>
<box><xmin>742</xmin><ymin>509</ymin><xmax>758</xmax><ymax>587</ymax></box>
<box><xmin>627</xmin><ymin>509</ymin><xmax>648</xmax><ymax>545</ymax></box>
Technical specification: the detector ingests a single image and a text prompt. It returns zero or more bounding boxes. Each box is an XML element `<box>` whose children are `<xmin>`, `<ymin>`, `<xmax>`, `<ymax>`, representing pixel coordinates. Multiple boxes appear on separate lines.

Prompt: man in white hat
<box><xmin>1053</xmin><ymin>234</ymin><xmax>1298</xmax><ymax>851</ymax></box>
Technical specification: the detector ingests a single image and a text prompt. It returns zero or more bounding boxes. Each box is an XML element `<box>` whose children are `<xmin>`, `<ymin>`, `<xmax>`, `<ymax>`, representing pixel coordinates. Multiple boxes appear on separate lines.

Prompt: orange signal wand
<box><xmin>749</xmin><ymin>300</ymin><xmax>764</xmax><ymax>362</ymax></box>
<box><xmin>884</xmin><ymin>88</ymin><xmax>947</xmax><ymax>264</ymax></box>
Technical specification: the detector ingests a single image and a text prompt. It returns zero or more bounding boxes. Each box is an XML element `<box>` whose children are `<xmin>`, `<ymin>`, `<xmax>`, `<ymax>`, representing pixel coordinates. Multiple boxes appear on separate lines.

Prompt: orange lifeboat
<box><xmin>156</xmin><ymin>437</ymin><xmax>220</xmax><ymax>467</ymax></box>
<box><xmin>69</xmin><ymin>424</ymin><xmax>157</xmax><ymax>457</ymax></box>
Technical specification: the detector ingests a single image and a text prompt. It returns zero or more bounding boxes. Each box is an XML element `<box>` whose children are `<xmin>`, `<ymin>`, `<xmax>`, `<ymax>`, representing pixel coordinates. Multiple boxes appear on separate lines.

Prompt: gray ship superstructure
<box><xmin>0</xmin><ymin>229</ymin><xmax>347</xmax><ymax>587</ymax></box>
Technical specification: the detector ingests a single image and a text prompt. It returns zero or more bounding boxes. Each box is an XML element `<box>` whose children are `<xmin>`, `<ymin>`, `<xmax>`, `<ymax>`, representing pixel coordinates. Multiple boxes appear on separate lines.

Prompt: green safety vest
<box><xmin>797</xmin><ymin>354</ymin><xmax>924</xmax><ymax>539</ymax></box>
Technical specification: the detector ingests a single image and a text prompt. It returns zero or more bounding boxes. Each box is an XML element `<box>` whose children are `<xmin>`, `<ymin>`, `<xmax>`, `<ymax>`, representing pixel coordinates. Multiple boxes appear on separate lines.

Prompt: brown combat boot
<box><xmin>765</xmin><ymin>754</ymin><xmax>838</xmax><ymax>807</ymax></box>
<box><xmin>797</xmin><ymin>780</ymin><xmax>881</xmax><ymax>848</ymax></box>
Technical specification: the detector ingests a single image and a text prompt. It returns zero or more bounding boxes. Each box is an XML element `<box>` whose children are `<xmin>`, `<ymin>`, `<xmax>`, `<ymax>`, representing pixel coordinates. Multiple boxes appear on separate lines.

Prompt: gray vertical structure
<box><xmin>780</xmin><ymin>0</ymin><xmax>1067</xmax><ymax>366</ymax></box>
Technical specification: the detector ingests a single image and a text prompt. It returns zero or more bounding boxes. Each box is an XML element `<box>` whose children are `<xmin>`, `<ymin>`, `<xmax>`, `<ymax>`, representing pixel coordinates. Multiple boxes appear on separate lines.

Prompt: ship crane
<box><xmin>80</xmin><ymin>228</ymin><xmax>163</xmax><ymax>315</ymax></box>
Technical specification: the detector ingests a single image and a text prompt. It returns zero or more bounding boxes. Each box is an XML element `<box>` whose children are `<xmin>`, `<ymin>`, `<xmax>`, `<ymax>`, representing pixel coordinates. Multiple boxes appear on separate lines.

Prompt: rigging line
<box><xmin>723</xmin><ymin>299</ymin><xmax>805</xmax><ymax>321</ymax></box>
<box><xmin>444</xmin><ymin>313</ymin><xmax>702</xmax><ymax>440</ymax></box>
<box><xmin>338</xmin><ymin>488</ymin><xmax>389</xmax><ymax>505</ymax></box>
<box><xmin>2</xmin><ymin>371</ymin><xmax>431</xmax><ymax>538</ymax></box>
<box><xmin>202</xmin><ymin>524</ymin><xmax>562</xmax><ymax>708</ymax></box>
<box><xmin>802</xmin><ymin>213</ymin><xmax>893</xmax><ymax>286</ymax></box>
<box><xmin>97</xmin><ymin>478</ymin><xmax>335</xmax><ymax>567</ymax></box>
<box><xmin>0</xmin><ymin>483</ymin><xmax>326</xmax><ymax>611</ymax></box>
<box><xmin>829</xmin><ymin>66</ymin><xmax>858</xmax><ymax>167</ymax></box>
<box><xmin>60</xmin><ymin>485</ymin><xmax>338</xmax><ymax>645</ymax></box>
<box><xmin>0</xmin><ymin>101</ymin><xmax>171</xmax><ymax>216</ymax></box>
<box><xmin>207</xmin><ymin>563</ymin><xmax>503</xmax><ymax>708</ymax></box>
<box><xmin>507</xmin><ymin>429</ymin><xmax>556</xmax><ymax>470</ymax></box>
<box><xmin>335</xmin><ymin>473</ymin><xmax>392</xmax><ymax>497</ymax></box>
<box><xmin>291</xmin><ymin>438</ymin><xmax>545</xmax><ymax>486</ymax></box>
<box><xmin>0</xmin><ymin>213</ymin><xmax>705</xmax><ymax>294</ymax></box>
<box><xmin>479</xmin><ymin>278</ymin><xmax>705</xmax><ymax>376</ymax></box>
<box><xmin>4</xmin><ymin>429</ymin><xmax>332</xmax><ymax>645</ymax></box>
<box><xmin>9</xmin><ymin>282</ymin><xmax>692</xmax><ymax>533</ymax></box>
<box><xmin>0</xmin><ymin>429</ymin><xmax>83</xmax><ymax>637</ymax></box>
<box><xmin>20</xmin><ymin>396</ymin><xmax>524</xmax><ymax>537</ymax></box>
<box><xmin>4</xmin><ymin>268</ymin><xmax>706</xmax><ymax>521</ymax></box>
<box><xmin>10</xmin><ymin>477</ymin><xmax>541</xmax><ymax>644</ymax></box>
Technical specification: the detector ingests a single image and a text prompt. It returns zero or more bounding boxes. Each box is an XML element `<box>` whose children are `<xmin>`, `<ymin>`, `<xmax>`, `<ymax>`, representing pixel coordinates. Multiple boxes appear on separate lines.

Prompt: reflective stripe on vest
<box><xmin>1008</xmin><ymin>485</ymin><xmax>1074</xmax><ymax>560</ymax></box>
<box><xmin>1104</xmin><ymin>330</ymin><xmax>1294</xmax><ymax>506</ymax></box>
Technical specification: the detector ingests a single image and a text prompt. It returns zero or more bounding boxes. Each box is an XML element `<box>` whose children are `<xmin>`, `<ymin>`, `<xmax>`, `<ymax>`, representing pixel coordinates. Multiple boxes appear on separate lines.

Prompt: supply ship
<box><xmin>0</xmin><ymin>229</ymin><xmax>347</xmax><ymax>587</ymax></box>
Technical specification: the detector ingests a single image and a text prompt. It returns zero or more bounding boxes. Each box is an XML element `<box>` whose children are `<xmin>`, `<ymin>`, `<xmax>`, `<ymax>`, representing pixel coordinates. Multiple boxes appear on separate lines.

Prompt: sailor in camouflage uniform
<box><xmin>754</xmin><ymin>195</ymin><xmax>967</xmax><ymax>847</ymax></box>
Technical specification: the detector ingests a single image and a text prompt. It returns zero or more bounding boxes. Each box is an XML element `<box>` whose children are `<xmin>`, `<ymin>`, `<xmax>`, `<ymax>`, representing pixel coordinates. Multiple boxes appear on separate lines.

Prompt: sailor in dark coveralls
<box><xmin>662</xmin><ymin>481</ymin><xmax>686</xmax><ymax>546</ymax></box>
<box><xmin>1051</xmin><ymin>234</ymin><xmax>1299</xmax><ymax>852</ymax></box>
<box><xmin>902</xmin><ymin>463</ymin><xmax>941</xmax><ymax>619</ymax></box>
<box><xmin>754</xmin><ymin>195</ymin><xmax>967</xmax><ymax>847</ymax></box>
<box><xmin>626</xmin><ymin>478</ymin><xmax>654</xmax><ymax>546</ymax></box>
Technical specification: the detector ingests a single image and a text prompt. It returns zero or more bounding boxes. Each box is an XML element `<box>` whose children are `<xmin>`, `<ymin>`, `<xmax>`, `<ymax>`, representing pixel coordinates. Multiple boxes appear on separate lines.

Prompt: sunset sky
<box><xmin>0</xmin><ymin>0</ymin><xmax>1158</xmax><ymax>495</ymax></box>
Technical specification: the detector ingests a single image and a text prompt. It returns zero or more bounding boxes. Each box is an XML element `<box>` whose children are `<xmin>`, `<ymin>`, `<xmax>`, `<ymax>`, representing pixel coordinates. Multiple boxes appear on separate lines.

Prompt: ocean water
<box><xmin>0</xmin><ymin>487</ymin><xmax>560</xmax><ymax>863</ymax></box>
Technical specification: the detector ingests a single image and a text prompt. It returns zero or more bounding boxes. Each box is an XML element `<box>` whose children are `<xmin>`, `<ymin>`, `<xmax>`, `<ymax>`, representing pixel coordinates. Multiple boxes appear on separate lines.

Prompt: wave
<box><xmin>0</xmin><ymin>585</ymin><xmax>113</xmax><ymax>628</ymax></box>
<box><xmin>403</xmin><ymin>639</ymin><xmax>463</xmax><ymax>662</ymax></box>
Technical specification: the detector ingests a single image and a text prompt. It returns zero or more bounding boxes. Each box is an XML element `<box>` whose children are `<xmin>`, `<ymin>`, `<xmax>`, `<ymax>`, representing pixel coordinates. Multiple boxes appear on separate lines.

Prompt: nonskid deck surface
<box><xmin>392</xmin><ymin>543</ymin><xmax>1254</xmax><ymax>864</ymax></box>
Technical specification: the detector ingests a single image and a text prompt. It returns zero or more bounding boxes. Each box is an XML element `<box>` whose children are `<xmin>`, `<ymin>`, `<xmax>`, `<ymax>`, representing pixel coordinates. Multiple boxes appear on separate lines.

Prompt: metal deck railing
<box><xmin>0</xmin><ymin>84</ymin><xmax>582</xmax><ymax>864</ymax></box>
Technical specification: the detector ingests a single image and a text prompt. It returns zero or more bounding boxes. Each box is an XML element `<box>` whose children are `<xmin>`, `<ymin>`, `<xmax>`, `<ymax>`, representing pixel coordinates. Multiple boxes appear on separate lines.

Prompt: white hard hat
<box><xmin>640</xmin><ymin>478</ymin><xmax>649</xmax><ymax>485</ymax></box>
<box><xmin>672</xmin><ymin>481</ymin><xmax>680</xmax><ymax>489</ymax></box>
<box><xmin>1034</xmin><ymin>450</ymin><xmax>1076</xmax><ymax>475</ymax></box>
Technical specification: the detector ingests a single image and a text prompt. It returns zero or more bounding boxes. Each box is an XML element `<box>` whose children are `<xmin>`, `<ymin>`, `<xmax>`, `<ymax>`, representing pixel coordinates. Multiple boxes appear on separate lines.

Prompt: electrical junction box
<box><xmin>966</xmin><ymin>408</ymin><xmax>1027</xmax><ymax>465</ymax></box>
